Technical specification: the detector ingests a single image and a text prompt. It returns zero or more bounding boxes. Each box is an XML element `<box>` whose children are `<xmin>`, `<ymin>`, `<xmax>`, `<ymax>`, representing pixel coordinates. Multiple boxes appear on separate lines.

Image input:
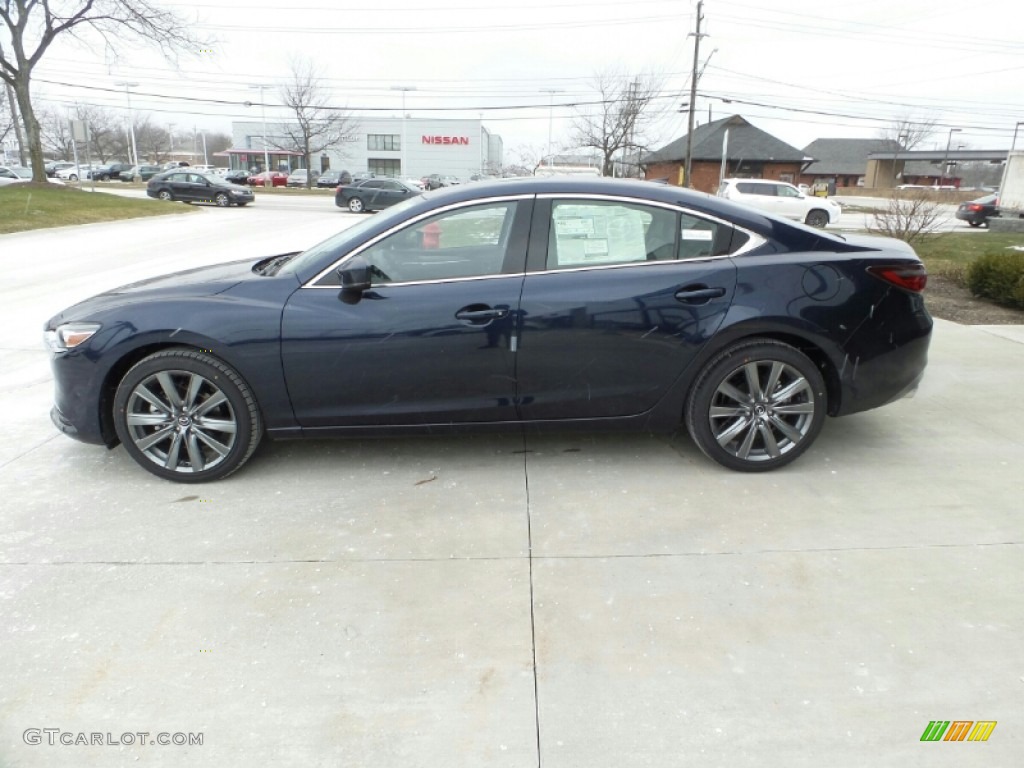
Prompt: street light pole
<box><xmin>248</xmin><ymin>84</ymin><xmax>271</xmax><ymax>179</ymax></box>
<box><xmin>940</xmin><ymin>128</ymin><xmax>961</xmax><ymax>187</ymax></box>
<box><xmin>115</xmin><ymin>81</ymin><xmax>139</xmax><ymax>166</ymax></box>
<box><xmin>391</xmin><ymin>86</ymin><xmax>416</xmax><ymax>177</ymax></box>
<box><xmin>540</xmin><ymin>88</ymin><xmax>562</xmax><ymax>169</ymax></box>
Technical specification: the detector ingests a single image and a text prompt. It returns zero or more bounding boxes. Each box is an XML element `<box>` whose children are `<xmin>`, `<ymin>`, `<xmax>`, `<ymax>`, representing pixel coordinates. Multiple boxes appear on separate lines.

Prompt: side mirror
<box><xmin>337</xmin><ymin>255</ymin><xmax>372</xmax><ymax>294</ymax></box>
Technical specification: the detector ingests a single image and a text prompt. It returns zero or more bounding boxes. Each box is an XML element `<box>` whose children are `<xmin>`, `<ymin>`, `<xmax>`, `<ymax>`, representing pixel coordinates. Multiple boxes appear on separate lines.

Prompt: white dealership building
<box><xmin>224</xmin><ymin>117</ymin><xmax>503</xmax><ymax>180</ymax></box>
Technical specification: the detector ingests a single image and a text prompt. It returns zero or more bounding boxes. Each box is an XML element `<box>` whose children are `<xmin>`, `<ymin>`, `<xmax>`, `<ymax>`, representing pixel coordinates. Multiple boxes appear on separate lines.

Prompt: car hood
<box><xmin>47</xmin><ymin>258</ymin><xmax>282</xmax><ymax>325</ymax></box>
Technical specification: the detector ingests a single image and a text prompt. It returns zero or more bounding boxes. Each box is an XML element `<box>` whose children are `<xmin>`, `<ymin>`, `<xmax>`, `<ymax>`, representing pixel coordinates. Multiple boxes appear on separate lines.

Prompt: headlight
<box><xmin>44</xmin><ymin>322</ymin><xmax>101</xmax><ymax>353</ymax></box>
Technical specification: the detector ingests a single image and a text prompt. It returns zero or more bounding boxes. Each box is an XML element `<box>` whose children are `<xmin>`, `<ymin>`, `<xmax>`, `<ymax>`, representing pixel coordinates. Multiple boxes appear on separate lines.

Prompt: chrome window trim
<box><xmin>303</xmin><ymin>194</ymin><xmax>534</xmax><ymax>288</ymax></box>
<box><xmin>304</xmin><ymin>191</ymin><xmax>766</xmax><ymax>288</ymax></box>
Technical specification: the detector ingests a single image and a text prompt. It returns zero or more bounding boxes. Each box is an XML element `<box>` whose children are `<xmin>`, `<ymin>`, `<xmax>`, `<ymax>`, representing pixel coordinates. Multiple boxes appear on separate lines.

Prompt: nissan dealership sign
<box><xmin>422</xmin><ymin>136</ymin><xmax>471</xmax><ymax>146</ymax></box>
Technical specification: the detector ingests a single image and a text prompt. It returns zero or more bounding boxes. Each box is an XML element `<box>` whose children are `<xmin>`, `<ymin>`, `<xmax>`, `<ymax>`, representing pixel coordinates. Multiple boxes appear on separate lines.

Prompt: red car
<box><xmin>246</xmin><ymin>171</ymin><xmax>289</xmax><ymax>187</ymax></box>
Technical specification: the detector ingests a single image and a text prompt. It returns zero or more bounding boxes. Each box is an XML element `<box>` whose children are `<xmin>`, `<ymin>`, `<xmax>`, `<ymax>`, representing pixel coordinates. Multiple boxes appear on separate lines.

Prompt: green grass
<box><xmin>912</xmin><ymin>232</ymin><xmax>1024</xmax><ymax>285</ymax></box>
<box><xmin>0</xmin><ymin>184</ymin><xmax>196</xmax><ymax>234</ymax></box>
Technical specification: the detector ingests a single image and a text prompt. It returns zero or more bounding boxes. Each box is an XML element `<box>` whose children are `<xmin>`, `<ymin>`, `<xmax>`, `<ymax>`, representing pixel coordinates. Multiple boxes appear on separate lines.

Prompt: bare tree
<box><xmin>572</xmin><ymin>70</ymin><xmax>661</xmax><ymax>177</ymax></box>
<box><xmin>38</xmin><ymin>105</ymin><xmax>74</xmax><ymax>159</ymax></box>
<box><xmin>270</xmin><ymin>57</ymin><xmax>358</xmax><ymax>188</ymax></box>
<box><xmin>869</xmin><ymin>190</ymin><xmax>946</xmax><ymax>244</ymax></box>
<box><xmin>0</xmin><ymin>1</ymin><xmax>204</xmax><ymax>181</ymax></box>
<box><xmin>505</xmin><ymin>144</ymin><xmax>547</xmax><ymax>176</ymax></box>
<box><xmin>877</xmin><ymin>115</ymin><xmax>938</xmax><ymax>151</ymax></box>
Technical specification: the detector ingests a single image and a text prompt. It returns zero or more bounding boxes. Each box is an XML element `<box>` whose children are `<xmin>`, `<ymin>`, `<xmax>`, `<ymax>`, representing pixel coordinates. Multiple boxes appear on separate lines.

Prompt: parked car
<box><xmin>422</xmin><ymin>173</ymin><xmax>459</xmax><ymax>190</ymax></box>
<box><xmin>0</xmin><ymin>165</ymin><xmax>35</xmax><ymax>186</ymax></box>
<box><xmin>56</xmin><ymin>165</ymin><xmax>91</xmax><ymax>181</ymax></box>
<box><xmin>45</xmin><ymin>161</ymin><xmax>75</xmax><ymax>178</ymax></box>
<box><xmin>286</xmin><ymin>169</ymin><xmax>318</xmax><ymax>187</ymax></box>
<box><xmin>335</xmin><ymin>178</ymin><xmax>422</xmax><ymax>212</ymax></box>
<box><xmin>717</xmin><ymin>178</ymin><xmax>841</xmax><ymax>228</ymax></box>
<box><xmin>89</xmin><ymin>162</ymin><xmax>134</xmax><ymax>181</ymax></box>
<box><xmin>44</xmin><ymin>176</ymin><xmax>932</xmax><ymax>482</ymax></box>
<box><xmin>222</xmin><ymin>169</ymin><xmax>250</xmax><ymax>185</ymax></box>
<box><xmin>316</xmin><ymin>170</ymin><xmax>350</xmax><ymax>188</ymax></box>
<box><xmin>0</xmin><ymin>165</ymin><xmax>65</xmax><ymax>186</ymax></box>
<box><xmin>955</xmin><ymin>194</ymin><xmax>999</xmax><ymax>228</ymax></box>
<box><xmin>120</xmin><ymin>164</ymin><xmax>163</xmax><ymax>182</ymax></box>
<box><xmin>247</xmin><ymin>171</ymin><xmax>289</xmax><ymax>187</ymax></box>
<box><xmin>147</xmin><ymin>170</ymin><xmax>255</xmax><ymax>207</ymax></box>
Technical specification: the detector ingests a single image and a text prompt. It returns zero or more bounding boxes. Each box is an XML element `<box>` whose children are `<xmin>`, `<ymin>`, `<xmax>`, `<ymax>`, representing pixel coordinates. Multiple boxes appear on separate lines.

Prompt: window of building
<box><xmin>367</xmin><ymin>134</ymin><xmax>401</xmax><ymax>151</ymax></box>
<box><xmin>368</xmin><ymin>159</ymin><xmax>401</xmax><ymax>177</ymax></box>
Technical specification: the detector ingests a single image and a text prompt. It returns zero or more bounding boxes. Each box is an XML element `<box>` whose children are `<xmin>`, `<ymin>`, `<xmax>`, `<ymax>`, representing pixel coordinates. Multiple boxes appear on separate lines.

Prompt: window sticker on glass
<box><xmin>552</xmin><ymin>204</ymin><xmax>648</xmax><ymax>266</ymax></box>
<box><xmin>682</xmin><ymin>229</ymin><xmax>714</xmax><ymax>240</ymax></box>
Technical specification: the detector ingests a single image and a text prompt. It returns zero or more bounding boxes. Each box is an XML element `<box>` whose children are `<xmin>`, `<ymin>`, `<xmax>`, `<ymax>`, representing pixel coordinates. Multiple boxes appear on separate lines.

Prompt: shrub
<box><xmin>966</xmin><ymin>252</ymin><xmax>1024</xmax><ymax>309</ymax></box>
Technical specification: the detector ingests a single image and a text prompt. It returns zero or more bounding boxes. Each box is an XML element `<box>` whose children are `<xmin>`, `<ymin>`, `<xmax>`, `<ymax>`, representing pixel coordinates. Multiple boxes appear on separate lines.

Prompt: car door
<box><xmin>772</xmin><ymin>183</ymin><xmax>806</xmax><ymax>220</ymax></box>
<box><xmin>280</xmin><ymin>197</ymin><xmax>533</xmax><ymax>427</ymax></box>
<box><xmin>376</xmin><ymin>180</ymin><xmax>413</xmax><ymax>208</ymax></box>
<box><xmin>514</xmin><ymin>196</ymin><xmax>738</xmax><ymax>420</ymax></box>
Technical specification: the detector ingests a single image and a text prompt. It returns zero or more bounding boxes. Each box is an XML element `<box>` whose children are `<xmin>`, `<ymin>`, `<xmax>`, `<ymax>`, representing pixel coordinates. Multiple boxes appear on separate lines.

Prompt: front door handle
<box><xmin>675</xmin><ymin>286</ymin><xmax>726</xmax><ymax>304</ymax></box>
<box><xmin>455</xmin><ymin>305</ymin><xmax>509</xmax><ymax>324</ymax></box>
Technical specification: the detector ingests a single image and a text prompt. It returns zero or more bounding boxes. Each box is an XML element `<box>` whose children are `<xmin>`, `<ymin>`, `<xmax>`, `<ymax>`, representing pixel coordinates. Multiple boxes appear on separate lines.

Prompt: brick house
<box><xmin>642</xmin><ymin>115</ymin><xmax>807</xmax><ymax>193</ymax></box>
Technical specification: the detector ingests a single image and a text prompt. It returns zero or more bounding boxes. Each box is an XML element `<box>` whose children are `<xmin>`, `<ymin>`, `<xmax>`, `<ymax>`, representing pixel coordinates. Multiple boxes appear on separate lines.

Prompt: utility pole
<box><xmin>684</xmin><ymin>0</ymin><xmax>706</xmax><ymax>189</ymax></box>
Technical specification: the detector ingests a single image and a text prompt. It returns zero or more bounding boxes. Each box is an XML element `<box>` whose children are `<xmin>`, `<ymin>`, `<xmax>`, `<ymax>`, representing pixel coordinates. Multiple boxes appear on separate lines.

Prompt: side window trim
<box><xmin>307</xmin><ymin>196</ymin><xmax>536</xmax><ymax>288</ymax></box>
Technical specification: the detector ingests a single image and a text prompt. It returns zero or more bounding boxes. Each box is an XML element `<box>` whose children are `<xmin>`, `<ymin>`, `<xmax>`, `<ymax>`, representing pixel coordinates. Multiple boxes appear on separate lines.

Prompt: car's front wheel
<box><xmin>685</xmin><ymin>339</ymin><xmax>827</xmax><ymax>472</ymax></box>
<box><xmin>348</xmin><ymin>197</ymin><xmax>365</xmax><ymax>213</ymax></box>
<box><xmin>214</xmin><ymin>192</ymin><xmax>230</xmax><ymax>207</ymax></box>
<box><xmin>805</xmin><ymin>210</ymin><xmax>830</xmax><ymax>228</ymax></box>
<box><xmin>113</xmin><ymin>349</ymin><xmax>263</xmax><ymax>483</ymax></box>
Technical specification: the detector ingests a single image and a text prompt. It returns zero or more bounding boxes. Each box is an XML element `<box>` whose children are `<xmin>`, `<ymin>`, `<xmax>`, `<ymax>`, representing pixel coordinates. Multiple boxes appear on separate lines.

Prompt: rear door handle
<box><xmin>675</xmin><ymin>286</ymin><xmax>726</xmax><ymax>303</ymax></box>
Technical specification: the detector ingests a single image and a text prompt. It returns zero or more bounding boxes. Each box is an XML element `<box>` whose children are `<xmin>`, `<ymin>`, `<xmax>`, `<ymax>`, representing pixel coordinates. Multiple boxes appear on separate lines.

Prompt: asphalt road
<box><xmin>1</xmin><ymin>205</ymin><xmax>1021</xmax><ymax>767</ymax></box>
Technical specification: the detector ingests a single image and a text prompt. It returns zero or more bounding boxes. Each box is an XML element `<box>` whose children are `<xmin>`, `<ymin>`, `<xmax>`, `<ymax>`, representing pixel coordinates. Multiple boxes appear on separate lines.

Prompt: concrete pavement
<box><xmin>1</xmin><ymin>210</ymin><xmax>1021</xmax><ymax>766</ymax></box>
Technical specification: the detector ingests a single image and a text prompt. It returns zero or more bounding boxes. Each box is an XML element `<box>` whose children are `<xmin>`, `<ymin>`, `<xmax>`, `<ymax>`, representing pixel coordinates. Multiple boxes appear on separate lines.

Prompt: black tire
<box><xmin>968</xmin><ymin>220</ymin><xmax>981</xmax><ymax>228</ymax></box>
<box><xmin>805</xmin><ymin>210</ymin><xmax>829</xmax><ymax>228</ymax></box>
<box><xmin>69</xmin><ymin>174</ymin><xmax>78</xmax><ymax>181</ymax></box>
<box><xmin>157</xmin><ymin>189</ymin><xmax>173</xmax><ymax>202</ymax></box>
<box><xmin>237</xmin><ymin>202</ymin><xmax>249</xmax><ymax>207</ymax></box>
<box><xmin>685</xmin><ymin>339</ymin><xmax>827</xmax><ymax>472</ymax></box>
<box><xmin>99</xmin><ymin>174</ymin><xmax>110</xmax><ymax>181</ymax></box>
<box><xmin>113</xmin><ymin>349</ymin><xmax>263</xmax><ymax>483</ymax></box>
<box><xmin>214</xmin><ymin>192</ymin><xmax>230</xmax><ymax>207</ymax></box>
<box><xmin>348</xmin><ymin>197</ymin><xmax>365</xmax><ymax>213</ymax></box>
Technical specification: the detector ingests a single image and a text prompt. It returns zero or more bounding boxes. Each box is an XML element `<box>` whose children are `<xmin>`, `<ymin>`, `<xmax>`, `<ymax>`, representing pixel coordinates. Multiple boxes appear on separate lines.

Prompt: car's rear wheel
<box><xmin>348</xmin><ymin>197</ymin><xmax>365</xmax><ymax>213</ymax></box>
<box><xmin>113</xmin><ymin>349</ymin><xmax>263</xmax><ymax>483</ymax></box>
<box><xmin>968</xmin><ymin>220</ymin><xmax>981</xmax><ymax>228</ymax></box>
<box><xmin>685</xmin><ymin>339</ymin><xmax>826</xmax><ymax>472</ymax></box>
<box><xmin>157</xmin><ymin>190</ymin><xmax>173</xmax><ymax>201</ymax></box>
<box><xmin>805</xmin><ymin>210</ymin><xmax>829</xmax><ymax>228</ymax></box>
<box><xmin>214</xmin><ymin>192</ymin><xmax>230</xmax><ymax>207</ymax></box>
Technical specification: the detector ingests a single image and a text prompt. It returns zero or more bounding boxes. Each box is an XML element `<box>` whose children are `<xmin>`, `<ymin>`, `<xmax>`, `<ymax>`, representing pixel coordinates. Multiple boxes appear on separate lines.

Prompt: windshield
<box><xmin>13</xmin><ymin>167</ymin><xmax>32</xmax><ymax>178</ymax></box>
<box><xmin>277</xmin><ymin>194</ymin><xmax>425</xmax><ymax>278</ymax></box>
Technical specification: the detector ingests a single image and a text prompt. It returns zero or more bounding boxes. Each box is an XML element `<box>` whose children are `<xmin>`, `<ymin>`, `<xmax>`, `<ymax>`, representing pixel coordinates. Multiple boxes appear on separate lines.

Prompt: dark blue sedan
<box><xmin>45</xmin><ymin>177</ymin><xmax>932</xmax><ymax>482</ymax></box>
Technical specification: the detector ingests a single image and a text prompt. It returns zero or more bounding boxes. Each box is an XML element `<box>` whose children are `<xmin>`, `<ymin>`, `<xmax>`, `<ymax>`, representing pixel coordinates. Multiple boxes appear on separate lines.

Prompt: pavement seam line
<box><xmin>0</xmin><ymin>433</ymin><xmax>60</xmax><ymax>471</ymax></box>
<box><xmin>523</xmin><ymin>429</ymin><xmax>543</xmax><ymax>768</ymax></box>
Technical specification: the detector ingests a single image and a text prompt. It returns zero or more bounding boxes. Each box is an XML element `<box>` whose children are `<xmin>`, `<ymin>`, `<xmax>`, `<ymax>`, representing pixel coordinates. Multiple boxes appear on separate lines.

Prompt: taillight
<box><xmin>867</xmin><ymin>263</ymin><xmax>928</xmax><ymax>293</ymax></box>
<box><xmin>967</xmin><ymin>204</ymin><xmax>983</xmax><ymax>211</ymax></box>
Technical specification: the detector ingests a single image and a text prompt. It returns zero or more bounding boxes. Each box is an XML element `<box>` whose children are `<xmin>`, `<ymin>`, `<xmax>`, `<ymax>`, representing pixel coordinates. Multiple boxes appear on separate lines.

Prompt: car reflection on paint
<box><xmin>45</xmin><ymin>177</ymin><xmax>932</xmax><ymax>482</ymax></box>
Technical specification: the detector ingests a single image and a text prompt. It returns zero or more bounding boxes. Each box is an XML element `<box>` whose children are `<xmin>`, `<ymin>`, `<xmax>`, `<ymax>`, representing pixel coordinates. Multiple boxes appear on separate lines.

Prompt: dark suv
<box><xmin>89</xmin><ymin>162</ymin><xmax>135</xmax><ymax>181</ymax></box>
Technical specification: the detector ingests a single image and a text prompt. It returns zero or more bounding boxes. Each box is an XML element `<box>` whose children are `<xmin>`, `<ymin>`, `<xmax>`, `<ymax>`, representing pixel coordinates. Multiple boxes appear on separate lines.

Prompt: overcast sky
<box><xmin>23</xmin><ymin>0</ymin><xmax>1024</xmax><ymax>161</ymax></box>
